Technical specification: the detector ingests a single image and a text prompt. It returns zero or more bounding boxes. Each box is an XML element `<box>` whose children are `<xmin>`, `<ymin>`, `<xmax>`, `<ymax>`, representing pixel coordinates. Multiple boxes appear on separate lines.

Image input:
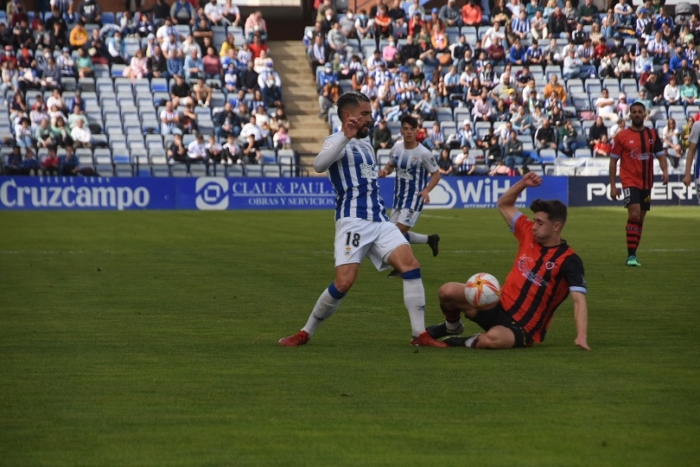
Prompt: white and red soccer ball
<box><xmin>464</xmin><ymin>273</ymin><xmax>501</xmax><ymax>310</ymax></box>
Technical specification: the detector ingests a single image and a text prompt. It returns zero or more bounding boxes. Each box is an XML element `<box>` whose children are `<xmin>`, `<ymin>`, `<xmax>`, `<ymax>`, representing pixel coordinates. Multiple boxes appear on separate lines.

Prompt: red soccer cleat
<box><xmin>410</xmin><ymin>331</ymin><xmax>449</xmax><ymax>348</ymax></box>
<box><xmin>279</xmin><ymin>330</ymin><xmax>310</xmax><ymax>347</ymax></box>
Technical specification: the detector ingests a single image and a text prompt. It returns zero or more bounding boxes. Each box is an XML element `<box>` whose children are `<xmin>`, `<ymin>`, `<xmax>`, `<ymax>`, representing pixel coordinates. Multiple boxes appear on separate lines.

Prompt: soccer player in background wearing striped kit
<box><xmin>279</xmin><ymin>92</ymin><xmax>447</xmax><ymax>348</ymax></box>
<box><xmin>379</xmin><ymin>115</ymin><xmax>441</xmax><ymax>278</ymax></box>
<box><xmin>609</xmin><ymin>101</ymin><xmax>668</xmax><ymax>267</ymax></box>
<box><xmin>682</xmin><ymin>116</ymin><xmax>700</xmax><ymax>204</ymax></box>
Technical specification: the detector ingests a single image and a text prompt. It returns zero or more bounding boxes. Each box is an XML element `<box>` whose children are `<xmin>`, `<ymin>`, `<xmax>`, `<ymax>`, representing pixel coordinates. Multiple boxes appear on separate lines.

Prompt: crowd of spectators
<box><xmin>1</xmin><ymin>0</ymin><xmax>292</xmax><ymax>177</ymax></box>
<box><xmin>306</xmin><ymin>0</ymin><xmax>700</xmax><ymax>175</ymax></box>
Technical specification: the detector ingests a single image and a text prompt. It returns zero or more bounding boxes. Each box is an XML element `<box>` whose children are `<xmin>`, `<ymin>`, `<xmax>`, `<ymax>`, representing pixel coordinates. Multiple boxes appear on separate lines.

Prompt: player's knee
<box><xmin>438</xmin><ymin>282</ymin><xmax>463</xmax><ymax>308</ymax></box>
<box><xmin>333</xmin><ymin>278</ymin><xmax>355</xmax><ymax>294</ymax></box>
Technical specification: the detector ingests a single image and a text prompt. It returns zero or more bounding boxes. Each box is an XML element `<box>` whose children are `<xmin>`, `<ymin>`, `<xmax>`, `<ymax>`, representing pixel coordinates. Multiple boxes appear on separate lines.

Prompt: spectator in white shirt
<box><xmin>204</xmin><ymin>0</ymin><xmax>225</xmax><ymax>26</ymax></box>
<box><xmin>595</xmin><ymin>88</ymin><xmax>618</xmax><ymax>123</ymax></box>
<box><xmin>240</xmin><ymin>115</ymin><xmax>264</xmax><ymax>163</ymax></box>
<box><xmin>70</xmin><ymin>118</ymin><xmax>92</xmax><ymax>148</ymax></box>
<box><xmin>187</xmin><ymin>133</ymin><xmax>208</xmax><ymax>160</ymax></box>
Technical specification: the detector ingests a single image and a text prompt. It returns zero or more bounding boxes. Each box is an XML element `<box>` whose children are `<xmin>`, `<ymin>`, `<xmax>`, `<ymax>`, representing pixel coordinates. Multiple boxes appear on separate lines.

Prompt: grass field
<box><xmin>1</xmin><ymin>207</ymin><xmax>700</xmax><ymax>466</ymax></box>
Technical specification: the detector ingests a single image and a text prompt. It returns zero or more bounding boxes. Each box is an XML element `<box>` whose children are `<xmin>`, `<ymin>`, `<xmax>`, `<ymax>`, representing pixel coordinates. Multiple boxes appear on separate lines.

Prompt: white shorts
<box><xmin>334</xmin><ymin>217</ymin><xmax>409</xmax><ymax>271</ymax></box>
<box><xmin>390</xmin><ymin>208</ymin><xmax>421</xmax><ymax>228</ymax></box>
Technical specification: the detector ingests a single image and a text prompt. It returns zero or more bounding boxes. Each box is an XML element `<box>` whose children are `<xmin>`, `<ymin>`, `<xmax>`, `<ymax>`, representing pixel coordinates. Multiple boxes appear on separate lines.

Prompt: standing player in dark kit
<box><xmin>609</xmin><ymin>101</ymin><xmax>668</xmax><ymax>267</ymax></box>
<box><xmin>427</xmin><ymin>172</ymin><xmax>590</xmax><ymax>350</ymax></box>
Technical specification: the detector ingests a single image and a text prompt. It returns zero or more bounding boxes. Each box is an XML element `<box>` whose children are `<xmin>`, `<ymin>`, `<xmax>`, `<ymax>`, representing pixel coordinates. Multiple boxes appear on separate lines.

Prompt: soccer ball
<box><xmin>464</xmin><ymin>273</ymin><xmax>501</xmax><ymax>310</ymax></box>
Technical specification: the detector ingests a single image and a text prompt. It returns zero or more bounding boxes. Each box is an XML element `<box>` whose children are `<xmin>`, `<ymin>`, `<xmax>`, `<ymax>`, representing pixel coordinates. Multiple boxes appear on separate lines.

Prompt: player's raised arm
<box><xmin>497</xmin><ymin>172</ymin><xmax>541</xmax><ymax>227</ymax></box>
<box><xmin>314</xmin><ymin>132</ymin><xmax>351</xmax><ymax>173</ymax></box>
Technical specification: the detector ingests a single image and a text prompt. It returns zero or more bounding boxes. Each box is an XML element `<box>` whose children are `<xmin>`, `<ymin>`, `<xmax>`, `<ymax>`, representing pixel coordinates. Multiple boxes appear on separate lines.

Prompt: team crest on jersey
<box><xmin>344</xmin><ymin>245</ymin><xmax>352</xmax><ymax>258</ymax></box>
<box><xmin>545</xmin><ymin>261</ymin><xmax>556</xmax><ymax>270</ymax></box>
<box><xmin>360</xmin><ymin>162</ymin><xmax>378</xmax><ymax>179</ymax></box>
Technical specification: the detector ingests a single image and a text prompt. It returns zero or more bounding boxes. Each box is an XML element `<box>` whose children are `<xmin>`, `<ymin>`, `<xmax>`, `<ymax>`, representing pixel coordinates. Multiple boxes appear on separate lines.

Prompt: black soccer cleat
<box><xmin>443</xmin><ymin>337</ymin><xmax>470</xmax><ymax>347</ymax></box>
<box><xmin>426</xmin><ymin>322</ymin><xmax>464</xmax><ymax>339</ymax></box>
<box><xmin>428</xmin><ymin>234</ymin><xmax>440</xmax><ymax>257</ymax></box>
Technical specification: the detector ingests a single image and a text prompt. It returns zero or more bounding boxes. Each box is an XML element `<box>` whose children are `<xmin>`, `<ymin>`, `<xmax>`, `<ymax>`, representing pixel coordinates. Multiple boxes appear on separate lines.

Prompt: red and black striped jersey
<box><xmin>501</xmin><ymin>214</ymin><xmax>587</xmax><ymax>343</ymax></box>
<box><xmin>611</xmin><ymin>127</ymin><xmax>664</xmax><ymax>190</ymax></box>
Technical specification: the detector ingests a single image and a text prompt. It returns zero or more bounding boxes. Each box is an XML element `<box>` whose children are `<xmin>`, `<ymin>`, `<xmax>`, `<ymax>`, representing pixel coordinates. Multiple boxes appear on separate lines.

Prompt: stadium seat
<box><xmin>245</xmin><ymin>165</ymin><xmax>263</xmax><ymax>177</ymax></box>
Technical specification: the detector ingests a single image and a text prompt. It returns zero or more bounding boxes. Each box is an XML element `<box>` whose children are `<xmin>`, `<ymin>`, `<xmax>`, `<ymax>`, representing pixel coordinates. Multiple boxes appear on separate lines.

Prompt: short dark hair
<box><xmin>530</xmin><ymin>199</ymin><xmax>567</xmax><ymax>225</ymax></box>
<box><xmin>336</xmin><ymin>91</ymin><xmax>370</xmax><ymax>122</ymax></box>
<box><xmin>400</xmin><ymin>115</ymin><xmax>418</xmax><ymax>129</ymax></box>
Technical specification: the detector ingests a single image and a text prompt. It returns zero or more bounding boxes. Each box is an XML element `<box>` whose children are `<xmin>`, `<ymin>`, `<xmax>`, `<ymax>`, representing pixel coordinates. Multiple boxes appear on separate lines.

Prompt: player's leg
<box><xmin>379</xmin><ymin>231</ymin><xmax>447</xmax><ymax>347</ymax></box>
<box><xmin>623</xmin><ymin>188</ymin><xmax>644</xmax><ymax>266</ymax></box>
<box><xmin>392</xmin><ymin>209</ymin><xmax>440</xmax><ymax>256</ymax></box>
<box><xmin>426</xmin><ymin>282</ymin><xmax>470</xmax><ymax>338</ymax></box>
<box><xmin>279</xmin><ymin>219</ymin><xmax>370</xmax><ymax>347</ymax></box>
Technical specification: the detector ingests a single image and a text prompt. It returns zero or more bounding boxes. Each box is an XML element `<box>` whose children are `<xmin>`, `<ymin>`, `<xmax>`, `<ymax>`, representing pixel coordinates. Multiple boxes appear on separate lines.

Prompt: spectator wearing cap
<box><xmin>427</xmin><ymin>7</ymin><xmax>445</xmax><ymax>35</ymax></box>
<box><xmin>636</xmin><ymin>8</ymin><xmax>652</xmax><ymax>40</ymax></box>
<box><xmin>562</xmin><ymin>48</ymin><xmax>584</xmax><ymax>79</ymax></box>
<box><xmin>458</xmin><ymin>120</ymin><xmax>476</xmax><ymax>148</ymax></box>
<box><xmin>635</xmin><ymin>49</ymin><xmax>653</xmax><ymax>77</ymax></box>
<box><xmin>407</xmin><ymin>10</ymin><xmax>424</xmax><ymax>38</ymax></box>
<box><xmin>56</xmin><ymin>47</ymin><xmax>76</xmax><ymax>77</ymax></box>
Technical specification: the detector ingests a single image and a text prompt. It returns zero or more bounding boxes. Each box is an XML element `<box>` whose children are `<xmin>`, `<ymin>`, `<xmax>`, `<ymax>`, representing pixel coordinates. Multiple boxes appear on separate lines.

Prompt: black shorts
<box><xmin>470</xmin><ymin>304</ymin><xmax>533</xmax><ymax>348</ymax></box>
<box><xmin>623</xmin><ymin>187</ymin><xmax>651</xmax><ymax>211</ymax></box>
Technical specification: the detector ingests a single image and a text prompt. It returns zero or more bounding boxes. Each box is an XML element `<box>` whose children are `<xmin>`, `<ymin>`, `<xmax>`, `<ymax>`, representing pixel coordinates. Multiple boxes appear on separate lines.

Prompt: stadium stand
<box><xmin>302</xmin><ymin>0</ymin><xmax>700</xmax><ymax>177</ymax></box>
<box><xmin>1</xmin><ymin>1</ymin><xmax>299</xmax><ymax>177</ymax></box>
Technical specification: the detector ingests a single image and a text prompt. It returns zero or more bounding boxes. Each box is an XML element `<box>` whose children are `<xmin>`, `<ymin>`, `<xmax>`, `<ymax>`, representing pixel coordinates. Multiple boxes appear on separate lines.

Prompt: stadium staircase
<box><xmin>273</xmin><ymin>40</ymin><xmax>328</xmax><ymax>175</ymax></box>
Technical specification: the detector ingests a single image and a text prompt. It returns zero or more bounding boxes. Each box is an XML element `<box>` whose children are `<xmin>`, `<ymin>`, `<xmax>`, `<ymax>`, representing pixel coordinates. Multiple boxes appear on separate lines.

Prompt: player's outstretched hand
<box><xmin>521</xmin><ymin>171</ymin><xmax>542</xmax><ymax>187</ymax></box>
<box><xmin>378</xmin><ymin>169</ymin><xmax>388</xmax><ymax>178</ymax></box>
<box><xmin>575</xmin><ymin>336</ymin><xmax>591</xmax><ymax>351</ymax></box>
<box><xmin>418</xmin><ymin>189</ymin><xmax>430</xmax><ymax>204</ymax></box>
<box><xmin>342</xmin><ymin>116</ymin><xmax>364</xmax><ymax>140</ymax></box>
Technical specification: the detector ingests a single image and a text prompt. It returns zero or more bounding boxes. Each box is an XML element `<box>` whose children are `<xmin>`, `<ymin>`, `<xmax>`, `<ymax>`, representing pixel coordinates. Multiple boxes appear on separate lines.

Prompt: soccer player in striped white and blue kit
<box><xmin>379</xmin><ymin>115</ymin><xmax>442</xmax><ymax>277</ymax></box>
<box><xmin>279</xmin><ymin>92</ymin><xmax>447</xmax><ymax>348</ymax></box>
<box><xmin>683</xmin><ymin>118</ymin><xmax>700</xmax><ymax>204</ymax></box>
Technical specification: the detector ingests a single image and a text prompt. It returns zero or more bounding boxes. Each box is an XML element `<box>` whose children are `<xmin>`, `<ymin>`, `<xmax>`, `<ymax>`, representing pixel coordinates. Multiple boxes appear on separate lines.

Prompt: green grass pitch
<box><xmin>1</xmin><ymin>207</ymin><xmax>699</xmax><ymax>466</ymax></box>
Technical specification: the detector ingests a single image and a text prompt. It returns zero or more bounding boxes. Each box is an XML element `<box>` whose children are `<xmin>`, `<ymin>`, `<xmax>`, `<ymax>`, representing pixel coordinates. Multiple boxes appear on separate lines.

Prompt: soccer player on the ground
<box><xmin>279</xmin><ymin>92</ymin><xmax>447</xmax><ymax>348</ymax></box>
<box><xmin>378</xmin><ymin>115</ymin><xmax>441</xmax><ymax>278</ymax></box>
<box><xmin>426</xmin><ymin>172</ymin><xmax>590</xmax><ymax>350</ymax></box>
<box><xmin>609</xmin><ymin>101</ymin><xmax>668</xmax><ymax>267</ymax></box>
<box><xmin>682</xmin><ymin>117</ymin><xmax>700</xmax><ymax>204</ymax></box>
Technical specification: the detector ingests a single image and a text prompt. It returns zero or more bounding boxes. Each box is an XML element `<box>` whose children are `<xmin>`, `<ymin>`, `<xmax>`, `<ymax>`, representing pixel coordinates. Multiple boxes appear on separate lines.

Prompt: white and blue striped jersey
<box><xmin>689</xmin><ymin>121</ymin><xmax>700</xmax><ymax>179</ymax></box>
<box><xmin>315</xmin><ymin>132</ymin><xmax>389</xmax><ymax>222</ymax></box>
<box><xmin>389</xmin><ymin>142</ymin><xmax>439</xmax><ymax>211</ymax></box>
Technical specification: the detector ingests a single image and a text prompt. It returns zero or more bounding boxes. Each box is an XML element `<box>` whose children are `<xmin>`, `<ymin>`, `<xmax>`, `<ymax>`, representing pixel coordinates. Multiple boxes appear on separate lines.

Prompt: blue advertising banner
<box><xmin>412</xmin><ymin>176</ymin><xmax>570</xmax><ymax>209</ymax></box>
<box><xmin>0</xmin><ymin>176</ymin><xmax>572</xmax><ymax>210</ymax></box>
<box><xmin>0</xmin><ymin>176</ymin><xmax>175</xmax><ymax>210</ymax></box>
<box><xmin>568</xmin><ymin>175</ymin><xmax>698</xmax><ymax>207</ymax></box>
